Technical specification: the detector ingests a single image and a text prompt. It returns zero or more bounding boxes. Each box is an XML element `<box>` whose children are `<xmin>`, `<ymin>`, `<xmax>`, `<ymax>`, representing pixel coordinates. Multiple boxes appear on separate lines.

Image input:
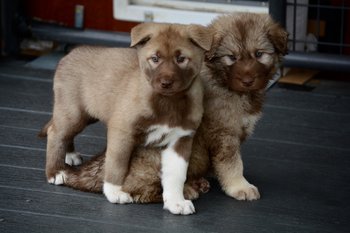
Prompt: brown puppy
<box><xmin>41</xmin><ymin>22</ymin><xmax>213</xmax><ymax>215</ymax></box>
<box><xmin>192</xmin><ymin>12</ymin><xmax>288</xmax><ymax>200</ymax></box>
<box><xmin>57</xmin><ymin>13</ymin><xmax>288</xmax><ymax>203</ymax></box>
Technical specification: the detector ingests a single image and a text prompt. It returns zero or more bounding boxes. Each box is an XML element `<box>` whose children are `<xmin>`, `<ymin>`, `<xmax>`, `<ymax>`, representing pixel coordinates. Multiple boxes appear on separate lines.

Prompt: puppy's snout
<box><xmin>160</xmin><ymin>79</ymin><xmax>174</xmax><ymax>89</ymax></box>
<box><xmin>241</xmin><ymin>76</ymin><xmax>254</xmax><ymax>87</ymax></box>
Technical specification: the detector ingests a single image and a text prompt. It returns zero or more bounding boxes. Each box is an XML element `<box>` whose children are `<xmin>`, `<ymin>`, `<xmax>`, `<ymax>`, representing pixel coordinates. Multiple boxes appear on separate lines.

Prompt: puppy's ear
<box><xmin>267</xmin><ymin>22</ymin><xmax>289</xmax><ymax>55</ymax></box>
<box><xmin>130</xmin><ymin>23</ymin><xmax>156</xmax><ymax>48</ymax></box>
<box><xmin>205</xmin><ymin>32</ymin><xmax>223</xmax><ymax>61</ymax></box>
<box><xmin>187</xmin><ymin>24</ymin><xmax>214</xmax><ymax>52</ymax></box>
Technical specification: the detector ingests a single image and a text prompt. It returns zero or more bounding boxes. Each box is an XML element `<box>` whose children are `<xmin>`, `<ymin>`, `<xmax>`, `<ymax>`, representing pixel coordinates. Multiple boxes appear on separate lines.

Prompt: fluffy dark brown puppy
<box><xmin>57</xmin><ymin>12</ymin><xmax>288</xmax><ymax>203</ymax></box>
<box><xmin>193</xmin><ymin>12</ymin><xmax>288</xmax><ymax>200</ymax></box>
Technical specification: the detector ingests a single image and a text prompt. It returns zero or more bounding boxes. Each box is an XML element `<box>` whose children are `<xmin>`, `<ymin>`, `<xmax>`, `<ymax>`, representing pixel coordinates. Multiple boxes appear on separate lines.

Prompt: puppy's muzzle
<box><xmin>160</xmin><ymin>79</ymin><xmax>174</xmax><ymax>89</ymax></box>
<box><xmin>240</xmin><ymin>76</ymin><xmax>255</xmax><ymax>87</ymax></box>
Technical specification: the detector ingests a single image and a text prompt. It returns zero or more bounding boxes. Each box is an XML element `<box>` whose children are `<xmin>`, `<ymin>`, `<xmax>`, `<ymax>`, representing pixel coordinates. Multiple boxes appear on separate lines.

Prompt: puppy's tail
<box><xmin>38</xmin><ymin>119</ymin><xmax>52</xmax><ymax>138</ymax></box>
<box><xmin>59</xmin><ymin>151</ymin><xmax>106</xmax><ymax>193</ymax></box>
<box><xmin>38</xmin><ymin>117</ymin><xmax>98</xmax><ymax>138</ymax></box>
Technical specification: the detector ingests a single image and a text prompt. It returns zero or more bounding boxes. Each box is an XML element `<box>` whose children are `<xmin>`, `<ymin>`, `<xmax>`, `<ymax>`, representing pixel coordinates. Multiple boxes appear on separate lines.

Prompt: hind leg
<box><xmin>64</xmin><ymin>141</ymin><xmax>83</xmax><ymax>166</ymax></box>
<box><xmin>125</xmin><ymin>181</ymin><xmax>163</xmax><ymax>203</ymax></box>
<box><xmin>120</xmin><ymin>148</ymin><xmax>163</xmax><ymax>203</ymax></box>
<box><xmin>64</xmin><ymin>118</ymin><xmax>98</xmax><ymax>166</ymax></box>
<box><xmin>46</xmin><ymin>113</ymin><xmax>90</xmax><ymax>184</ymax></box>
<box><xmin>46</xmin><ymin>125</ymin><xmax>74</xmax><ymax>184</ymax></box>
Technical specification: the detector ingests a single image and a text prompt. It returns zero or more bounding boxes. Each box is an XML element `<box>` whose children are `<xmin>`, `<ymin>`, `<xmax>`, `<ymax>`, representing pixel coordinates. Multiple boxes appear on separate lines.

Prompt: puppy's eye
<box><xmin>228</xmin><ymin>55</ymin><xmax>236</xmax><ymax>61</ymax></box>
<box><xmin>176</xmin><ymin>56</ymin><xmax>186</xmax><ymax>63</ymax></box>
<box><xmin>221</xmin><ymin>55</ymin><xmax>236</xmax><ymax>66</ymax></box>
<box><xmin>255</xmin><ymin>51</ymin><xmax>263</xmax><ymax>58</ymax></box>
<box><xmin>151</xmin><ymin>55</ymin><xmax>159</xmax><ymax>63</ymax></box>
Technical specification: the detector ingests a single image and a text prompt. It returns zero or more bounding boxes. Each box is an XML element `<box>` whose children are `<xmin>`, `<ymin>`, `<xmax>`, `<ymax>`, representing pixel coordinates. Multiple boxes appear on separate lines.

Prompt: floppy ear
<box><xmin>130</xmin><ymin>23</ymin><xmax>156</xmax><ymax>48</ymax></box>
<box><xmin>267</xmin><ymin>22</ymin><xmax>289</xmax><ymax>55</ymax></box>
<box><xmin>205</xmin><ymin>32</ymin><xmax>223</xmax><ymax>61</ymax></box>
<box><xmin>187</xmin><ymin>24</ymin><xmax>214</xmax><ymax>52</ymax></box>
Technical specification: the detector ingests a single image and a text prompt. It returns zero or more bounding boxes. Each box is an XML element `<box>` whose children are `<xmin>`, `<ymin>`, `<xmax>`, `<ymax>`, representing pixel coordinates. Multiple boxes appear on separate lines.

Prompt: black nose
<box><xmin>161</xmin><ymin>80</ymin><xmax>174</xmax><ymax>89</ymax></box>
<box><xmin>241</xmin><ymin>77</ymin><xmax>254</xmax><ymax>87</ymax></box>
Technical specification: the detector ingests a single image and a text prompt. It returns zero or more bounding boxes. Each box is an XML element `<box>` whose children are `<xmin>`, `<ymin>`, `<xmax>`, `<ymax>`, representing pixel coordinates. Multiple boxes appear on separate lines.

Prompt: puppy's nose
<box><xmin>241</xmin><ymin>77</ymin><xmax>254</xmax><ymax>87</ymax></box>
<box><xmin>161</xmin><ymin>79</ymin><xmax>174</xmax><ymax>89</ymax></box>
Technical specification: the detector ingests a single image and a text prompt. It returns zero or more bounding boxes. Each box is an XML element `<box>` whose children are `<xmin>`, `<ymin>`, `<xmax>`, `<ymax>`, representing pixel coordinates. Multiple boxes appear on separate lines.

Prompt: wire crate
<box><xmin>269</xmin><ymin>0</ymin><xmax>350</xmax><ymax>71</ymax></box>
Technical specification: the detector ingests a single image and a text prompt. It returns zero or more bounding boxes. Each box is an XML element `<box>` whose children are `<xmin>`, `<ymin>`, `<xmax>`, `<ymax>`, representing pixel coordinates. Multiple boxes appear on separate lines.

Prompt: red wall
<box><xmin>25</xmin><ymin>0</ymin><xmax>138</xmax><ymax>32</ymax></box>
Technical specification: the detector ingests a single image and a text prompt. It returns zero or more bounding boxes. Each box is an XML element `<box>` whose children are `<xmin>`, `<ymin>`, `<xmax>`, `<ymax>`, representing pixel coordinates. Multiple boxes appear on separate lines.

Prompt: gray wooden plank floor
<box><xmin>0</xmin><ymin>60</ymin><xmax>349</xmax><ymax>233</ymax></box>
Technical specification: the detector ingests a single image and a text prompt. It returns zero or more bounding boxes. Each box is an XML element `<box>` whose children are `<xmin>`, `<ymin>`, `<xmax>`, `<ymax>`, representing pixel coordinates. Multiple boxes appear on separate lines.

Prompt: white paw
<box><xmin>48</xmin><ymin>171</ymin><xmax>67</xmax><ymax>185</ymax></box>
<box><xmin>225</xmin><ymin>182</ymin><xmax>260</xmax><ymax>201</ymax></box>
<box><xmin>163</xmin><ymin>199</ymin><xmax>195</xmax><ymax>215</ymax></box>
<box><xmin>103</xmin><ymin>182</ymin><xmax>133</xmax><ymax>204</ymax></box>
<box><xmin>65</xmin><ymin>152</ymin><xmax>82</xmax><ymax>166</ymax></box>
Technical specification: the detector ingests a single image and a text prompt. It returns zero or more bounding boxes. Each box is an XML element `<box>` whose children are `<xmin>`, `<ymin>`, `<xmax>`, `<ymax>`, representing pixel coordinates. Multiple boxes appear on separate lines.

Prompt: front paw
<box><xmin>103</xmin><ymin>182</ymin><xmax>133</xmax><ymax>204</ymax></box>
<box><xmin>163</xmin><ymin>199</ymin><xmax>195</xmax><ymax>215</ymax></box>
<box><xmin>225</xmin><ymin>182</ymin><xmax>260</xmax><ymax>201</ymax></box>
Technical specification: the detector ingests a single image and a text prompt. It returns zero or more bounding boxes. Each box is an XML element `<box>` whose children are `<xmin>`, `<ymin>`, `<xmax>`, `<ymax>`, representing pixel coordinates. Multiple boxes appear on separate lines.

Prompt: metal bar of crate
<box><xmin>268</xmin><ymin>0</ymin><xmax>286</xmax><ymax>27</ymax></box>
<box><xmin>339</xmin><ymin>0</ymin><xmax>345</xmax><ymax>54</ymax></box>
<box><xmin>30</xmin><ymin>20</ymin><xmax>350</xmax><ymax>72</ymax></box>
<box><xmin>31</xmin><ymin>21</ymin><xmax>131</xmax><ymax>47</ymax></box>
<box><xmin>284</xmin><ymin>51</ymin><xmax>350</xmax><ymax>72</ymax></box>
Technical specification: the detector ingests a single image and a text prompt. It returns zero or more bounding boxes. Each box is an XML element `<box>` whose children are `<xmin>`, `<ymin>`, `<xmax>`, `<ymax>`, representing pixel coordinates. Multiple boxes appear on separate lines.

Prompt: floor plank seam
<box><xmin>0</xmin><ymin>208</ymin><xmax>161</xmax><ymax>231</ymax></box>
<box><xmin>264</xmin><ymin>104</ymin><xmax>350</xmax><ymax>116</ymax></box>
<box><xmin>0</xmin><ymin>125</ymin><xmax>106</xmax><ymax>140</ymax></box>
<box><xmin>0</xmin><ymin>185</ymin><xmax>104</xmax><ymax>200</ymax></box>
<box><xmin>0</xmin><ymin>164</ymin><xmax>45</xmax><ymax>171</ymax></box>
<box><xmin>0</xmin><ymin>73</ymin><xmax>53</xmax><ymax>83</ymax></box>
<box><xmin>250</xmin><ymin>137</ymin><xmax>350</xmax><ymax>151</ymax></box>
<box><xmin>0</xmin><ymin>144</ymin><xmax>45</xmax><ymax>151</ymax></box>
<box><xmin>0</xmin><ymin>107</ymin><xmax>52</xmax><ymax>115</ymax></box>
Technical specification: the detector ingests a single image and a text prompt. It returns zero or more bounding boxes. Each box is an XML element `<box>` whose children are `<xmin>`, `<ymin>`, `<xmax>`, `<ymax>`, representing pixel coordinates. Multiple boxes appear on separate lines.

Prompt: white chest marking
<box><xmin>242</xmin><ymin>114</ymin><xmax>261</xmax><ymax>135</ymax></box>
<box><xmin>145</xmin><ymin>125</ymin><xmax>193</xmax><ymax>147</ymax></box>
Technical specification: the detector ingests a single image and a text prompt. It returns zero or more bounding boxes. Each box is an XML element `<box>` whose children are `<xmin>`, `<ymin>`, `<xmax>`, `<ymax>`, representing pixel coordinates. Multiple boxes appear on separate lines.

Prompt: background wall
<box><xmin>25</xmin><ymin>0</ymin><xmax>137</xmax><ymax>32</ymax></box>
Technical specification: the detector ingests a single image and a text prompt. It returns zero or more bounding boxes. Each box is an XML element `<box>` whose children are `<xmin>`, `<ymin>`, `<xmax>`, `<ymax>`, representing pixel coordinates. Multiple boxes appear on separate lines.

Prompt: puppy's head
<box><xmin>206</xmin><ymin>13</ymin><xmax>288</xmax><ymax>93</ymax></box>
<box><xmin>130</xmin><ymin>23</ymin><xmax>212</xmax><ymax>96</ymax></box>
